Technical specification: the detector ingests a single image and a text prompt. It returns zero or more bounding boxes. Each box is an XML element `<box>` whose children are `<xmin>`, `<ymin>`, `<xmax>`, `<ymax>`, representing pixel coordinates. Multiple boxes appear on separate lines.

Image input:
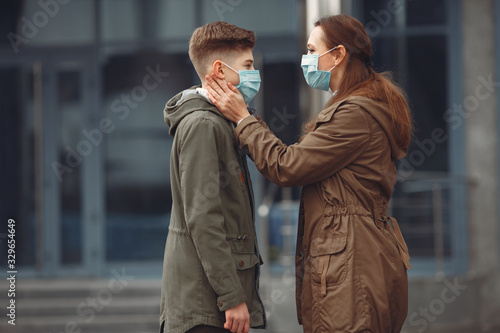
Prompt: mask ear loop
<box><xmin>319</xmin><ymin>45</ymin><xmax>339</xmax><ymax>57</ymax></box>
<box><xmin>319</xmin><ymin>46</ymin><xmax>340</xmax><ymax>72</ymax></box>
<box><xmin>221</xmin><ymin>61</ymin><xmax>239</xmax><ymax>74</ymax></box>
<box><xmin>217</xmin><ymin>61</ymin><xmax>238</xmax><ymax>86</ymax></box>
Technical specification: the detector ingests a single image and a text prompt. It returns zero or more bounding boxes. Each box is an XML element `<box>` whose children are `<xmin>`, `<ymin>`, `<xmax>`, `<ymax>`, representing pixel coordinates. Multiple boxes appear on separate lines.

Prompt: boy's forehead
<box><xmin>233</xmin><ymin>49</ymin><xmax>254</xmax><ymax>62</ymax></box>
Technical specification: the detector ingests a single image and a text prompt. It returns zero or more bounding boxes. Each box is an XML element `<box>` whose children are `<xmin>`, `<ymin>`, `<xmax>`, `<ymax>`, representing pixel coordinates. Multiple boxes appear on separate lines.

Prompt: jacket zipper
<box><xmin>239</xmin><ymin>149</ymin><xmax>254</xmax><ymax>221</ymax></box>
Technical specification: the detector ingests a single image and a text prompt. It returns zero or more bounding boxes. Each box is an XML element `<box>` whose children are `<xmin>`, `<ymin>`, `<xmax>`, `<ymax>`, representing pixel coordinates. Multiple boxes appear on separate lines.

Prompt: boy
<box><xmin>159</xmin><ymin>22</ymin><xmax>265</xmax><ymax>333</ymax></box>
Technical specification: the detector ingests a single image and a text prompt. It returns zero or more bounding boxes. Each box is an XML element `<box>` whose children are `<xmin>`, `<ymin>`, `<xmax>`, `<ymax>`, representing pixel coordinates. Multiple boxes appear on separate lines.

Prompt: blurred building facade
<box><xmin>0</xmin><ymin>0</ymin><xmax>499</xmax><ymax>332</ymax></box>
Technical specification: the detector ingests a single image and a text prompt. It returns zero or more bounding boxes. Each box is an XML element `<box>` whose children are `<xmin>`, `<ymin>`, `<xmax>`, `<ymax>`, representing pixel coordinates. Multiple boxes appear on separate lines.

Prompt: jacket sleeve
<box><xmin>234</xmin><ymin>104</ymin><xmax>371</xmax><ymax>187</ymax></box>
<box><xmin>179</xmin><ymin>116</ymin><xmax>246</xmax><ymax>312</ymax></box>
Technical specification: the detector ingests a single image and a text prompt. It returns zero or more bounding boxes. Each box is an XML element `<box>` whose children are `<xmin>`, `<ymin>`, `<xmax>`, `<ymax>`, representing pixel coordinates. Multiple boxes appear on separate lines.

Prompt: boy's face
<box><xmin>219</xmin><ymin>48</ymin><xmax>255</xmax><ymax>86</ymax></box>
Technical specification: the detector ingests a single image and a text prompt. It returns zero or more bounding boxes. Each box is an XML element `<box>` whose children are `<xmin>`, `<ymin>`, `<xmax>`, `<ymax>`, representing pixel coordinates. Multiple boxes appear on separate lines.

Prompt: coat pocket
<box><xmin>310</xmin><ymin>234</ymin><xmax>348</xmax><ymax>296</ymax></box>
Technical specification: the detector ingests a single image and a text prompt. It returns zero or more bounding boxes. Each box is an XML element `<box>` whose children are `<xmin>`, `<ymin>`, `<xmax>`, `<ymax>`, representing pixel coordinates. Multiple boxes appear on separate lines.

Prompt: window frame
<box><xmin>350</xmin><ymin>0</ymin><xmax>467</xmax><ymax>276</ymax></box>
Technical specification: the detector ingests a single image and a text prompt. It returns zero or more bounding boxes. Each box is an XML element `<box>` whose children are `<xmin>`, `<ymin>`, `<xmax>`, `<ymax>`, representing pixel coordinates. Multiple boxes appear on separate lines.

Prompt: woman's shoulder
<box><xmin>332</xmin><ymin>95</ymin><xmax>382</xmax><ymax>111</ymax></box>
<box><xmin>316</xmin><ymin>96</ymin><xmax>376</xmax><ymax>124</ymax></box>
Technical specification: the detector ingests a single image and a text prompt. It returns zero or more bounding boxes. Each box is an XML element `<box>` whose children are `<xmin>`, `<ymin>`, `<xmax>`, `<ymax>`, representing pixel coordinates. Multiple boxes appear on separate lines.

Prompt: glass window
<box><xmin>100</xmin><ymin>0</ymin><xmax>140</xmax><ymax>42</ymax></box>
<box><xmin>371</xmin><ymin>36</ymin><xmax>400</xmax><ymax>73</ymax></box>
<box><xmin>407</xmin><ymin>0</ymin><xmax>447</xmax><ymax>26</ymax></box>
<box><xmin>102</xmin><ymin>52</ymin><xmax>191</xmax><ymax>262</ymax></box>
<box><xmin>0</xmin><ymin>65</ymin><xmax>36</xmax><ymax>267</ymax></box>
<box><xmin>361</xmin><ymin>0</ymin><xmax>398</xmax><ymax>29</ymax></box>
<box><xmin>202</xmin><ymin>0</ymin><xmax>298</xmax><ymax>35</ymax></box>
<box><xmin>0</xmin><ymin>3</ymin><xmax>24</xmax><ymax>47</ymax></box>
<box><xmin>355</xmin><ymin>0</ymin><xmax>465</xmax><ymax>274</ymax></box>
<box><xmin>22</xmin><ymin>0</ymin><xmax>95</xmax><ymax>46</ymax></box>
<box><xmin>406</xmin><ymin>35</ymin><xmax>448</xmax><ymax>172</ymax></box>
<box><xmin>157</xmin><ymin>0</ymin><xmax>196</xmax><ymax>40</ymax></box>
<box><xmin>57</xmin><ymin>68</ymin><xmax>84</xmax><ymax>265</ymax></box>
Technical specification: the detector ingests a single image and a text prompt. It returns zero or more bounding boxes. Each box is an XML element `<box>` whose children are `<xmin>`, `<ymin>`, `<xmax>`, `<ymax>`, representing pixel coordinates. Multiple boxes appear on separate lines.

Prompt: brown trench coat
<box><xmin>234</xmin><ymin>96</ymin><xmax>411</xmax><ymax>333</ymax></box>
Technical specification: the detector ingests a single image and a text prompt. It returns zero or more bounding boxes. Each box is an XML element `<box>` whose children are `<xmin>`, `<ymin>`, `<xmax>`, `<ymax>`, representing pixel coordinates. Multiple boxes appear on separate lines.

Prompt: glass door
<box><xmin>48</xmin><ymin>54</ymin><xmax>105</xmax><ymax>276</ymax></box>
<box><xmin>1</xmin><ymin>53</ymin><xmax>103</xmax><ymax>277</ymax></box>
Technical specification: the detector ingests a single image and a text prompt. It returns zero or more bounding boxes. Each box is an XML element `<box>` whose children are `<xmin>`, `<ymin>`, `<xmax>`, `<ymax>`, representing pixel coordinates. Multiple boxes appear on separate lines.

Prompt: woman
<box><xmin>206</xmin><ymin>15</ymin><xmax>412</xmax><ymax>333</ymax></box>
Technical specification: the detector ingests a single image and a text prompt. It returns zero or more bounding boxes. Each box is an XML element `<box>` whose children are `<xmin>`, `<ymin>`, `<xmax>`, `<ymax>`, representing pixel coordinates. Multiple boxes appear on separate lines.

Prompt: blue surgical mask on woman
<box><xmin>301</xmin><ymin>46</ymin><xmax>339</xmax><ymax>91</ymax></box>
<box><xmin>222</xmin><ymin>62</ymin><xmax>261</xmax><ymax>104</ymax></box>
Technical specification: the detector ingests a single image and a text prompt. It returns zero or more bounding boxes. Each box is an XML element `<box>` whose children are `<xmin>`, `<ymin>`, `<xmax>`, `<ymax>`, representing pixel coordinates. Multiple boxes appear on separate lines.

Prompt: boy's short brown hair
<box><xmin>189</xmin><ymin>21</ymin><xmax>255</xmax><ymax>78</ymax></box>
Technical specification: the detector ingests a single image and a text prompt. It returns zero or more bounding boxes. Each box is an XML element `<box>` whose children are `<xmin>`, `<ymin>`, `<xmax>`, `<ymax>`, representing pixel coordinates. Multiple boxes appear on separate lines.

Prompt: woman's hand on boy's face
<box><xmin>206</xmin><ymin>74</ymin><xmax>250</xmax><ymax>124</ymax></box>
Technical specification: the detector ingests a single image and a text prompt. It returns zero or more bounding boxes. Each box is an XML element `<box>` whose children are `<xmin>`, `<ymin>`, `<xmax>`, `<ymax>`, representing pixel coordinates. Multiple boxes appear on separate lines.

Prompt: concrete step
<box><xmin>0</xmin><ymin>278</ymin><xmax>161</xmax><ymax>333</ymax></box>
<box><xmin>0</xmin><ymin>314</ymin><xmax>159</xmax><ymax>333</ymax></box>
<box><xmin>12</xmin><ymin>297</ymin><xmax>159</xmax><ymax>316</ymax></box>
<box><xmin>1</xmin><ymin>278</ymin><xmax>161</xmax><ymax>299</ymax></box>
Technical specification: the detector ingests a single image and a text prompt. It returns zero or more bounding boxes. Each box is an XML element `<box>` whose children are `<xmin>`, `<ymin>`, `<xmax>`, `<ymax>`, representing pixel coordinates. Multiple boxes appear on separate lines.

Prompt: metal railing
<box><xmin>258</xmin><ymin>172</ymin><xmax>474</xmax><ymax>277</ymax></box>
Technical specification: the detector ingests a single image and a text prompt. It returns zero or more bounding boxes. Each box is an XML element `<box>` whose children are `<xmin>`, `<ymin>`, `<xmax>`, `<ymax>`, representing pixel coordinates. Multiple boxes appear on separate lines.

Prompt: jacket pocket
<box><xmin>232</xmin><ymin>252</ymin><xmax>259</xmax><ymax>270</ymax></box>
<box><xmin>232</xmin><ymin>252</ymin><xmax>259</xmax><ymax>306</ymax></box>
<box><xmin>309</xmin><ymin>233</ymin><xmax>348</xmax><ymax>296</ymax></box>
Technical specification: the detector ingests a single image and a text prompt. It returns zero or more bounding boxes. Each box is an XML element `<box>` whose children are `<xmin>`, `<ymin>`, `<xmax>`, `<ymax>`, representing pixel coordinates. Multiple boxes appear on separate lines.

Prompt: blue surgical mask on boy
<box><xmin>222</xmin><ymin>62</ymin><xmax>261</xmax><ymax>104</ymax></box>
<box><xmin>301</xmin><ymin>46</ymin><xmax>339</xmax><ymax>91</ymax></box>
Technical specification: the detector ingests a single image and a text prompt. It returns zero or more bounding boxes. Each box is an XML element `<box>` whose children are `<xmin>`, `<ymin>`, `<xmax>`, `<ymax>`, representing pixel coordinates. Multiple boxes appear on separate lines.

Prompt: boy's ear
<box><xmin>212</xmin><ymin>60</ymin><xmax>225</xmax><ymax>79</ymax></box>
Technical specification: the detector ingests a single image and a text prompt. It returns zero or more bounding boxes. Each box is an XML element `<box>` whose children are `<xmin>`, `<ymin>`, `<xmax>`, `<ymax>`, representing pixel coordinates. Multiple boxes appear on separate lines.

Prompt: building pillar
<box><xmin>463</xmin><ymin>0</ymin><xmax>500</xmax><ymax>323</ymax></box>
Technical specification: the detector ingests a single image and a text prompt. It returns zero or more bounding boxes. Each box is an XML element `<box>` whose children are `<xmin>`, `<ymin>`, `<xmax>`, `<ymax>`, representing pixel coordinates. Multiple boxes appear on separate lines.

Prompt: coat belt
<box><xmin>379</xmin><ymin>216</ymin><xmax>412</xmax><ymax>270</ymax></box>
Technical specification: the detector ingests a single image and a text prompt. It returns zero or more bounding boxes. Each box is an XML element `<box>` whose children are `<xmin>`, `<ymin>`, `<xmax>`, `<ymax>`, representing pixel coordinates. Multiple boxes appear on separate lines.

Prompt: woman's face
<box><xmin>307</xmin><ymin>26</ymin><xmax>336</xmax><ymax>71</ymax></box>
<box><xmin>306</xmin><ymin>26</ymin><xmax>346</xmax><ymax>91</ymax></box>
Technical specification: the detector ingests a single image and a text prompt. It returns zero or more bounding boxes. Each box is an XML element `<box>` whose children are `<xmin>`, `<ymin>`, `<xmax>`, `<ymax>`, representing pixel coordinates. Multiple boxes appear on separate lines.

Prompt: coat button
<box><xmin>218</xmin><ymin>300</ymin><xmax>223</xmax><ymax>307</ymax></box>
<box><xmin>239</xmin><ymin>260</ymin><xmax>245</xmax><ymax>267</ymax></box>
<box><xmin>298</xmin><ymin>251</ymin><xmax>303</xmax><ymax>257</ymax></box>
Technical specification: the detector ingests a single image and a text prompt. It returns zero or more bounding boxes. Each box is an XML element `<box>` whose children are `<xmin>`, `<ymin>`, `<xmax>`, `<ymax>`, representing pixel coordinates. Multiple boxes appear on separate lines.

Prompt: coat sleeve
<box><xmin>234</xmin><ymin>104</ymin><xmax>372</xmax><ymax>187</ymax></box>
<box><xmin>179</xmin><ymin>116</ymin><xmax>246</xmax><ymax>312</ymax></box>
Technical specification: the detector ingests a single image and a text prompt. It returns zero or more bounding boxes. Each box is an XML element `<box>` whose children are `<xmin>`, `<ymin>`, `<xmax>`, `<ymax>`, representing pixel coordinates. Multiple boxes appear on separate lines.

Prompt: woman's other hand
<box><xmin>205</xmin><ymin>74</ymin><xmax>250</xmax><ymax>124</ymax></box>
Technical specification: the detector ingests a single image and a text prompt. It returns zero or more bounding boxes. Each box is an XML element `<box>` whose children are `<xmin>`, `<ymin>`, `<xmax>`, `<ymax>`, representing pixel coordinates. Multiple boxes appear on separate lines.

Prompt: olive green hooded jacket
<box><xmin>159</xmin><ymin>86</ymin><xmax>266</xmax><ymax>333</ymax></box>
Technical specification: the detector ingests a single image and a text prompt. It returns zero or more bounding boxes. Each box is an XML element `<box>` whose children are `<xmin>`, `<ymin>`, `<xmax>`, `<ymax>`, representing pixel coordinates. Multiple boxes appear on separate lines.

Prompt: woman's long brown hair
<box><xmin>304</xmin><ymin>15</ymin><xmax>412</xmax><ymax>148</ymax></box>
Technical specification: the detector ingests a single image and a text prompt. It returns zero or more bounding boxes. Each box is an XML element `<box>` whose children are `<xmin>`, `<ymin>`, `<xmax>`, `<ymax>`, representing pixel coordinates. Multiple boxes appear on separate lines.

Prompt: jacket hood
<box><xmin>334</xmin><ymin>96</ymin><xmax>408</xmax><ymax>161</ymax></box>
<box><xmin>164</xmin><ymin>85</ymin><xmax>224</xmax><ymax>137</ymax></box>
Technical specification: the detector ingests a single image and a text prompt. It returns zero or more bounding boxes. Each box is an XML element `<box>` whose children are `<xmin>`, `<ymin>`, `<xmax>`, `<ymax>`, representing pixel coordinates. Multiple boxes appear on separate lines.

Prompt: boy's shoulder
<box><xmin>180</xmin><ymin>108</ymin><xmax>228</xmax><ymax>130</ymax></box>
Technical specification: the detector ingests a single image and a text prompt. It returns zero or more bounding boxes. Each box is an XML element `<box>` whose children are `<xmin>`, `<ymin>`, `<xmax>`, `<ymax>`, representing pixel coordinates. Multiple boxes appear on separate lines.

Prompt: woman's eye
<box><xmin>307</xmin><ymin>49</ymin><xmax>315</xmax><ymax>54</ymax></box>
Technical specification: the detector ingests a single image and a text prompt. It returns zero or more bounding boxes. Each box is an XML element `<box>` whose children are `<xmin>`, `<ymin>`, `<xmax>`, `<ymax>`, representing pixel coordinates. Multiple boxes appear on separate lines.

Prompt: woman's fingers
<box><xmin>226</xmin><ymin>81</ymin><xmax>240</xmax><ymax>94</ymax></box>
<box><xmin>205</xmin><ymin>76</ymin><xmax>229</xmax><ymax>109</ymax></box>
<box><xmin>206</xmin><ymin>91</ymin><xmax>220</xmax><ymax>108</ymax></box>
<box><xmin>209</xmin><ymin>74</ymin><xmax>230</xmax><ymax>93</ymax></box>
<box><xmin>205</xmin><ymin>74</ymin><xmax>250</xmax><ymax>123</ymax></box>
<box><xmin>205</xmin><ymin>75</ymin><xmax>222</xmax><ymax>97</ymax></box>
<box><xmin>205</xmin><ymin>74</ymin><xmax>229</xmax><ymax>96</ymax></box>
